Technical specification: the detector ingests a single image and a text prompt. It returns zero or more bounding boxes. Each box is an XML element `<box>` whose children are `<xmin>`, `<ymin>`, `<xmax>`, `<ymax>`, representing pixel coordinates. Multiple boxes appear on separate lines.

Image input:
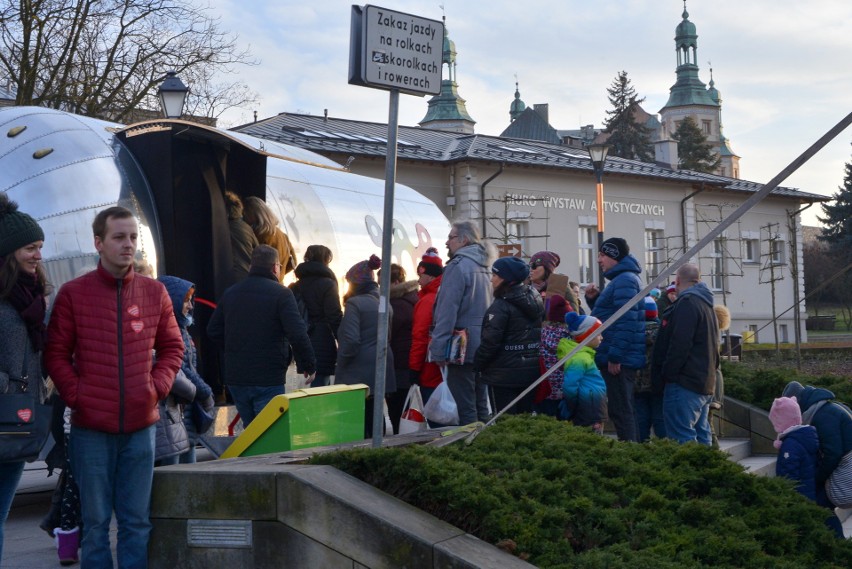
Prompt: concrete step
<box><xmin>736</xmin><ymin>455</ymin><xmax>777</xmax><ymax>477</ymax></box>
<box><xmin>718</xmin><ymin>437</ymin><xmax>776</xmax><ymax>477</ymax></box>
<box><xmin>717</xmin><ymin>437</ymin><xmax>751</xmax><ymax>462</ymax></box>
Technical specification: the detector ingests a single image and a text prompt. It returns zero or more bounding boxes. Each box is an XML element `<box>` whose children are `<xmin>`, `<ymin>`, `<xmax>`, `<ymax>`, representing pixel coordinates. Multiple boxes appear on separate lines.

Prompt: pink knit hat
<box><xmin>769</xmin><ymin>396</ymin><xmax>802</xmax><ymax>449</ymax></box>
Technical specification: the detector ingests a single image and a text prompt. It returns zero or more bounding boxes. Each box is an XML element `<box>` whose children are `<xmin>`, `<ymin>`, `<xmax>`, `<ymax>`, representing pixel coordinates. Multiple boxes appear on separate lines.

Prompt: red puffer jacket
<box><xmin>46</xmin><ymin>263</ymin><xmax>184</xmax><ymax>434</ymax></box>
<box><xmin>409</xmin><ymin>276</ymin><xmax>442</xmax><ymax>388</ymax></box>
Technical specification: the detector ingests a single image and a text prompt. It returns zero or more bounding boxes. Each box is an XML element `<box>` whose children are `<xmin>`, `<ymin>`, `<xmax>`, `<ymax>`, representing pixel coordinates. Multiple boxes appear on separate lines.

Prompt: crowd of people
<box><xmin>1</xmin><ymin>191</ymin><xmax>850</xmax><ymax>568</ymax></box>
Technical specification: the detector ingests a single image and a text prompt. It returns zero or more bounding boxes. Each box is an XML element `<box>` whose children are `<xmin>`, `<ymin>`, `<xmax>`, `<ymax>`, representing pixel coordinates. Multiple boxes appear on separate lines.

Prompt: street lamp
<box><xmin>587</xmin><ymin>143</ymin><xmax>610</xmax><ymax>287</ymax></box>
<box><xmin>157</xmin><ymin>71</ymin><xmax>189</xmax><ymax>119</ymax></box>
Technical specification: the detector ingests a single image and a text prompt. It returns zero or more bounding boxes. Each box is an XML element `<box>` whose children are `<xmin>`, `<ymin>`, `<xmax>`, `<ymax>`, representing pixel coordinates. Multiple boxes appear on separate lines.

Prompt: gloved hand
<box><xmin>408</xmin><ymin>369</ymin><xmax>420</xmax><ymax>385</ymax></box>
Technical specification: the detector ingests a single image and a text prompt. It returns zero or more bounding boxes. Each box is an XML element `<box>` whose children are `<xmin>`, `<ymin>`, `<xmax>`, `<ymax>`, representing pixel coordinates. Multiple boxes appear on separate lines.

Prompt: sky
<box><xmin>209</xmin><ymin>0</ymin><xmax>852</xmax><ymax>227</ymax></box>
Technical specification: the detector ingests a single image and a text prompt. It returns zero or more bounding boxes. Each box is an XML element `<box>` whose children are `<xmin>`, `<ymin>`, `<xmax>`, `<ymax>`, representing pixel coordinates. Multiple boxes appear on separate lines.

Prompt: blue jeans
<box><xmin>663</xmin><ymin>383</ymin><xmax>712</xmax><ymax>445</ymax></box>
<box><xmin>445</xmin><ymin>365</ymin><xmax>489</xmax><ymax>425</ymax></box>
<box><xmin>69</xmin><ymin>424</ymin><xmax>156</xmax><ymax>569</ymax></box>
<box><xmin>311</xmin><ymin>375</ymin><xmax>332</xmax><ymax>387</ymax></box>
<box><xmin>228</xmin><ymin>384</ymin><xmax>285</xmax><ymax>428</ymax></box>
<box><xmin>635</xmin><ymin>391</ymin><xmax>666</xmax><ymax>442</ymax></box>
<box><xmin>601</xmin><ymin>366</ymin><xmax>638</xmax><ymax>442</ymax></box>
<box><xmin>0</xmin><ymin>461</ymin><xmax>25</xmax><ymax>562</ymax></box>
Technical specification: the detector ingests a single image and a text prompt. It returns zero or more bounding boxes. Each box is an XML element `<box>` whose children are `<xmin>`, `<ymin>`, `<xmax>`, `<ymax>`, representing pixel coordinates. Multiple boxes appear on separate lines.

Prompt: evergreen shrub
<box><xmin>311</xmin><ymin>415</ymin><xmax>852</xmax><ymax>568</ymax></box>
<box><xmin>722</xmin><ymin>360</ymin><xmax>852</xmax><ymax>411</ymax></box>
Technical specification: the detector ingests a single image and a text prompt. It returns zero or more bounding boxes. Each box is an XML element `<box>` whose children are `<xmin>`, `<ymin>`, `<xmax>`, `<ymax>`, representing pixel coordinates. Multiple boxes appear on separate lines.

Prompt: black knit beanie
<box><xmin>0</xmin><ymin>193</ymin><xmax>45</xmax><ymax>257</ymax></box>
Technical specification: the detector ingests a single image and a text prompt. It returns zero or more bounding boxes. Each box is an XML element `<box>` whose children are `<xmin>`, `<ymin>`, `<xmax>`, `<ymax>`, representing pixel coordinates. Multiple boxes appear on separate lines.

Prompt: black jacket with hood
<box><xmin>474</xmin><ymin>283</ymin><xmax>544</xmax><ymax>388</ymax></box>
<box><xmin>651</xmin><ymin>281</ymin><xmax>719</xmax><ymax>395</ymax></box>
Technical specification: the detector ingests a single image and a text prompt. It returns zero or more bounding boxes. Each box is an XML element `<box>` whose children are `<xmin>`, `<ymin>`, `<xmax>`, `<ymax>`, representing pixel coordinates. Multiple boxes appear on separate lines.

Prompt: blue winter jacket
<box><xmin>588</xmin><ymin>254</ymin><xmax>645</xmax><ymax>370</ymax></box>
<box><xmin>797</xmin><ymin>386</ymin><xmax>852</xmax><ymax>487</ymax></box>
<box><xmin>776</xmin><ymin>425</ymin><xmax>819</xmax><ymax>501</ymax></box>
<box><xmin>556</xmin><ymin>339</ymin><xmax>608</xmax><ymax>427</ymax></box>
<box><xmin>158</xmin><ymin>275</ymin><xmax>213</xmax><ymax>401</ymax></box>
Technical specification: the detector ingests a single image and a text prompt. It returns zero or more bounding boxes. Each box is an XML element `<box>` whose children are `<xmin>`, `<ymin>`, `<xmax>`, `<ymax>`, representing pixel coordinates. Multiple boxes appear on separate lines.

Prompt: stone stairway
<box><xmin>715</xmin><ymin>403</ymin><xmax>852</xmax><ymax>538</ymax></box>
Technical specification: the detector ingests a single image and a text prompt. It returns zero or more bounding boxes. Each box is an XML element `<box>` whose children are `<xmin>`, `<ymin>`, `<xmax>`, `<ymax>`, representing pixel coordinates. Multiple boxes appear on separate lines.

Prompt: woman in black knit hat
<box><xmin>0</xmin><ymin>192</ymin><xmax>50</xmax><ymax>563</ymax></box>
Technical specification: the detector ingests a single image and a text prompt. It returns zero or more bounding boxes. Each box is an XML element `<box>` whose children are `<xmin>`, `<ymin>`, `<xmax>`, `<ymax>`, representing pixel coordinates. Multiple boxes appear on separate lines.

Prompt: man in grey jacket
<box><xmin>429</xmin><ymin>220</ymin><xmax>494</xmax><ymax>424</ymax></box>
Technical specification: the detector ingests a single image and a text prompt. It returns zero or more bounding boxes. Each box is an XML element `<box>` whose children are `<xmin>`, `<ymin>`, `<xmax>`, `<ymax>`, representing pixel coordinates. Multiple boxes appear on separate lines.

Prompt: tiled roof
<box><xmin>0</xmin><ymin>81</ymin><xmax>15</xmax><ymax>101</ymax></box>
<box><xmin>233</xmin><ymin>113</ymin><xmax>826</xmax><ymax>202</ymax></box>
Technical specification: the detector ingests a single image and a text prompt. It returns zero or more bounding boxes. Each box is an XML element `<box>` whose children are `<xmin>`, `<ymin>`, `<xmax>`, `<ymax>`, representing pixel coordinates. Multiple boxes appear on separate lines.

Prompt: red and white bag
<box><xmin>398</xmin><ymin>385</ymin><xmax>428</xmax><ymax>434</ymax></box>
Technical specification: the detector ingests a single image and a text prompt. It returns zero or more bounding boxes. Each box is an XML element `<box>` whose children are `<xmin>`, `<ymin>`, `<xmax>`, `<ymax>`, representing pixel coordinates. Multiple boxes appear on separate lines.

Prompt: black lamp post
<box><xmin>157</xmin><ymin>71</ymin><xmax>189</xmax><ymax>119</ymax></box>
<box><xmin>587</xmin><ymin>143</ymin><xmax>611</xmax><ymax>287</ymax></box>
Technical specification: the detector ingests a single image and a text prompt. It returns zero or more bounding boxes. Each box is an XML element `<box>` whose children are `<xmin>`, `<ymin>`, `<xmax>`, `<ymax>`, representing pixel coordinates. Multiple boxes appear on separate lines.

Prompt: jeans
<box><xmin>311</xmin><ymin>375</ymin><xmax>332</xmax><ymax>388</ymax></box>
<box><xmin>601</xmin><ymin>366</ymin><xmax>638</xmax><ymax>442</ymax></box>
<box><xmin>70</xmin><ymin>424</ymin><xmax>156</xmax><ymax>569</ymax></box>
<box><xmin>228</xmin><ymin>384</ymin><xmax>285</xmax><ymax>428</ymax></box>
<box><xmin>663</xmin><ymin>382</ymin><xmax>712</xmax><ymax>445</ymax></box>
<box><xmin>0</xmin><ymin>461</ymin><xmax>25</xmax><ymax>562</ymax></box>
<box><xmin>445</xmin><ymin>365</ymin><xmax>489</xmax><ymax>425</ymax></box>
<box><xmin>635</xmin><ymin>391</ymin><xmax>666</xmax><ymax>442</ymax></box>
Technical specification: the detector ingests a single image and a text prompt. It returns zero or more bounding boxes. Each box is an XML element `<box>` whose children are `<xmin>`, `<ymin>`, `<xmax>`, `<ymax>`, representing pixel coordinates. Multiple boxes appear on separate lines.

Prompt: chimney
<box><xmin>655</xmin><ymin>138</ymin><xmax>679</xmax><ymax>170</ymax></box>
<box><xmin>533</xmin><ymin>103</ymin><xmax>549</xmax><ymax>124</ymax></box>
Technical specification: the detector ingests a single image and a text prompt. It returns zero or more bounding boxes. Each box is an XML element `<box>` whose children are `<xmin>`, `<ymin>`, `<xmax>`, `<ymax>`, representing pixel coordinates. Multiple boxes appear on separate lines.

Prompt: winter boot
<box><xmin>55</xmin><ymin>527</ymin><xmax>80</xmax><ymax>566</ymax></box>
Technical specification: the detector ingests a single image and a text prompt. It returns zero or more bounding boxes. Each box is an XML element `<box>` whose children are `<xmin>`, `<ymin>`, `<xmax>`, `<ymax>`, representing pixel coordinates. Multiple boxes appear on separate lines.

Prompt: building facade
<box><xmin>234</xmin><ymin>4</ymin><xmax>824</xmax><ymax>345</ymax></box>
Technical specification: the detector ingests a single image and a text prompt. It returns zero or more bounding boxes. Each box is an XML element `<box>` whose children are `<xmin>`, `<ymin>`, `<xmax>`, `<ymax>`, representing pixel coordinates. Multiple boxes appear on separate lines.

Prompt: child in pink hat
<box><xmin>769</xmin><ymin>396</ymin><xmax>819</xmax><ymax>501</ymax></box>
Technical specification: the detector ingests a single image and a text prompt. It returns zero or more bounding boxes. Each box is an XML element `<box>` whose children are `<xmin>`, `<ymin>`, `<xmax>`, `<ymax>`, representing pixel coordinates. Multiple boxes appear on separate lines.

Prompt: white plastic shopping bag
<box><xmin>398</xmin><ymin>384</ymin><xmax>428</xmax><ymax>434</ymax></box>
<box><xmin>424</xmin><ymin>368</ymin><xmax>459</xmax><ymax>425</ymax></box>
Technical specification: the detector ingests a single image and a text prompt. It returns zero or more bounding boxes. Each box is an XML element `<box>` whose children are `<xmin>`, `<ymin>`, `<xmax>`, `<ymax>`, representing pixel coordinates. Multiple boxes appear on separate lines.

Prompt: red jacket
<box><xmin>409</xmin><ymin>276</ymin><xmax>442</xmax><ymax>388</ymax></box>
<box><xmin>46</xmin><ymin>263</ymin><xmax>184</xmax><ymax>433</ymax></box>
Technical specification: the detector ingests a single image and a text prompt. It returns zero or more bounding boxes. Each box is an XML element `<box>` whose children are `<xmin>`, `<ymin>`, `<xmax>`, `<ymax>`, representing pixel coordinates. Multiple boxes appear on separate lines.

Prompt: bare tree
<box><xmin>0</xmin><ymin>0</ymin><xmax>258</xmax><ymax>122</ymax></box>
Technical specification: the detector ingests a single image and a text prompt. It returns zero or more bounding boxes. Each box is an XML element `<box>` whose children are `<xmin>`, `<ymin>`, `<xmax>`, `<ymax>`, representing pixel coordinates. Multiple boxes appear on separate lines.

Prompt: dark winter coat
<box><xmin>474</xmin><ymin>283</ymin><xmax>543</xmax><ymax>388</ymax></box>
<box><xmin>335</xmin><ymin>284</ymin><xmax>396</xmax><ymax>395</ymax></box>
<box><xmin>587</xmin><ymin>254</ymin><xmax>646</xmax><ymax>370</ymax></box>
<box><xmin>797</xmin><ymin>386</ymin><xmax>852</xmax><ymax>487</ymax></box>
<box><xmin>651</xmin><ymin>282</ymin><xmax>719</xmax><ymax>396</ymax></box>
<box><xmin>775</xmin><ymin>425</ymin><xmax>819</xmax><ymax>501</ymax></box>
<box><xmin>289</xmin><ymin>261</ymin><xmax>343</xmax><ymax>376</ymax></box>
<box><xmin>207</xmin><ymin>268</ymin><xmax>316</xmax><ymax>386</ymax></box>
<box><xmin>158</xmin><ymin>275</ymin><xmax>213</xmax><ymax>402</ymax></box>
<box><xmin>228</xmin><ymin>217</ymin><xmax>259</xmax><ymax>286</ymax></box>
<box><xmin>389</xmin><ymin>280</ymin><xmax>419</xmax><ymax>390</ymax></box>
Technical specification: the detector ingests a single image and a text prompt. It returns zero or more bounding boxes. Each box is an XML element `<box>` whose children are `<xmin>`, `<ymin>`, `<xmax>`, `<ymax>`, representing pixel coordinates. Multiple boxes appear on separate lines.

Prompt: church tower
<box><xmin>658</xmin><ymin>2</ymin><xmax>738</xmax><ymax>176</ymax></box>
<box><xmin>509</xmin><ymin>80</ymin><xmax>526</xmax><ymax>122</ymax></box>
<box><xmin>419</xmin><ymin>18</ymin><xmax>476</xmax><ymax>133</ymax></box>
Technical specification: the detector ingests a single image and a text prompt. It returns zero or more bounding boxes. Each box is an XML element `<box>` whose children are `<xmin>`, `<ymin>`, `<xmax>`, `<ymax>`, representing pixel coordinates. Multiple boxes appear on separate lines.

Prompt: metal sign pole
<box><xmin>372</xmin><ymin>88</ymin><xmax>400</xmax><ymax>447</ymax></box>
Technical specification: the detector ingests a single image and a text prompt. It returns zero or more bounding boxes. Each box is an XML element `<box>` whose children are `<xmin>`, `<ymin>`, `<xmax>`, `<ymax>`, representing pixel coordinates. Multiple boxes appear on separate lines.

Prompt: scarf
<box><xmin>8</xmin><ymin>270</ymin><xmax>47</xmax><ymax>352</ymax></box>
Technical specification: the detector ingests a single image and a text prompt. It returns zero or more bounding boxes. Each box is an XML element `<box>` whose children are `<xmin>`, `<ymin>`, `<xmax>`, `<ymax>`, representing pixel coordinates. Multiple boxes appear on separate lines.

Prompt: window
<box><xmin>702</xmin><ymin>120</ymin><xmax>712</xmax><ymax>135</ymax></box>
<box><xmin>645</xmin><ymin>229</ymin><xmax>666</xmax><ymax>283</ymax></box>
<box><xmin>578</xmin><ymin>226</ymin><xmax>595</xmax><ymax>284</ymax></box>
<box><xmin>779</xmin><ymin>324</ymin><xmax>789</xmax><ymax>343</ymax></box>
<box><xmin>743</xmin><ymin>239</ymin><xmax>759</xmax><ymax>263</ymax></box>
<box><xmin>505</xmin><ymin>220</ymin><xmax>528</xmax><ymax>255</ymax></box>
<box><xmin>709</xmin><ymin>237</ymin><xmax>726</xmax><ymax>291</ymax></box>
<box><xmin>770</xmin><ymin>238</ymin><xmax>785</xmax><ymax>265</ymax></box>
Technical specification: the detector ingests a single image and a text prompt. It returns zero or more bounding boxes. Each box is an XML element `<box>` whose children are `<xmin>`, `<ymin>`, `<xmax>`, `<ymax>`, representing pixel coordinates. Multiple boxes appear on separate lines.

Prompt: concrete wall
<box><xmin>150</xmin><ymin>460</ymin><xmax>534</xmax><ymax>569</ymax></box>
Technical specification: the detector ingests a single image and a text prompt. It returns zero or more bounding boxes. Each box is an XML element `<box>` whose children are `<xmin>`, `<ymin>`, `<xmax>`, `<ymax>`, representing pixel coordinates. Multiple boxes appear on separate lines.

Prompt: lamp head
<box><xmin>157</xmin><ymin>71</ymin><xmax>189</xmax><ymax>119</ymax></box>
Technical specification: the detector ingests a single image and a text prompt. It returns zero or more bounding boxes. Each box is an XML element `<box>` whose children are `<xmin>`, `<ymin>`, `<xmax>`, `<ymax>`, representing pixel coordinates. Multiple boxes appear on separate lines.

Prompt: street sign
<box><xmin>496</xmin><ymin>244</ymin><xmax>523</xmax><ymax>257</ymax></box>
<box><xmin>349</xmin><ymin>5</ymin><xmax>443</xmax><ymax>96</ymax></box>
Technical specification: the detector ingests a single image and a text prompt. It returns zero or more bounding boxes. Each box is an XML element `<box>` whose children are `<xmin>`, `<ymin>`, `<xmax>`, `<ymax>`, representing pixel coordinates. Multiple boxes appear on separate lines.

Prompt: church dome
<box><xmin>676</xmin><ymin>8</ymin><xmax>697</xmax><ymax>38</ymax></box>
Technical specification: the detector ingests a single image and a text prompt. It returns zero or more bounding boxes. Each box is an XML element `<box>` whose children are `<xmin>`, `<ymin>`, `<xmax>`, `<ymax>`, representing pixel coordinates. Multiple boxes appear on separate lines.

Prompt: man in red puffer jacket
<box><xmin>409</xmin><ymin>248</ymin><xmax>444</xmax><ymax>410</ymax></box>
<box><xmin>46</xmin><ymin>206</ymin><xmax>183</xmax><ymax>569</ymax></box>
